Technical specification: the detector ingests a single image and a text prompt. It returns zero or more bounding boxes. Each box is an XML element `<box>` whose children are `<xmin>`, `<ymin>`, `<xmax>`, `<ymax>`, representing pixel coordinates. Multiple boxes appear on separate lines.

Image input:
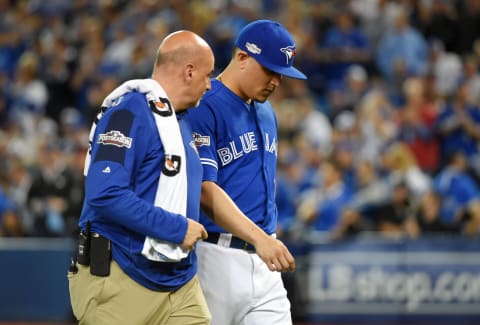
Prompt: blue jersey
<box><xmin>313</xmin><ymin>184</ymin><xmax>353</xmax><ymax>232</ymax></box>
<box><xmin>79</xmin><ymin>92</ymin><xmax>203</xmax><ymax>291</ymax></box>
<box><xmin>185</xmin><ymin>79</ymin><xmax>278</xmax><ymax>235</ymax></box>
<box><xmin>433</xmin><ymin>168</ymin><xmax>480</xmax><ymax>223</ymax></box>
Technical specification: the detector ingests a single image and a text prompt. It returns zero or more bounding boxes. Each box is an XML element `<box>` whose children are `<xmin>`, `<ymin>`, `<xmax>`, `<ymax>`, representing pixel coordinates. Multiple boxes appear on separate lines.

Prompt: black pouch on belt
<box><xmin>77</xmin><ymin>221</ymin><xmax>91</xmax><ymax>266</ymax></box>
<box><xmin>90</xmin><ymin>233</ymin><xmax>111</xmax><ymax>277</ymax></box>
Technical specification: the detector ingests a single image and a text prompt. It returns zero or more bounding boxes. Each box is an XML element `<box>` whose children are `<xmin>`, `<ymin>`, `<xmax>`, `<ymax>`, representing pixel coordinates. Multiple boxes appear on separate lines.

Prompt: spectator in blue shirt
<box><xmin>435</xmin><ymin>81</ymin><xmax>480</xmax><ymax>179</ymax></box>
<box><xmin>276</xmin><ymin>150</ymin><xmax>316</xmax><ymax>239</ymax></box>
<box><xmin>320</xmin><ymin>10</ymin><xmax>370</xmax><ymax>87</ymax></box>
<box><xmin>433</xmin><ymin>151</ymin><xmax>480</xmax><ymax>236</ymax></box>
<box><xmin>376</xmin><ymin>8</ymin><xmax>428</xmax><ymax>90</ymax></box>
<box><xmin>298</xmin><ymin>157</ymin><xmax>353</xmax><ymax>237</ymax></box>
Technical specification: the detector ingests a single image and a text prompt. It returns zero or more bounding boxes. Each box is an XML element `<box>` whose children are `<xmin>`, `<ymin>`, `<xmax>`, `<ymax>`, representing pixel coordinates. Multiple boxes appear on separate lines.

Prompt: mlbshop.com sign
<box><xmin>290</xmin><ymin>236</ymin><xmax>480</xmax><ymax>323</ymax></box>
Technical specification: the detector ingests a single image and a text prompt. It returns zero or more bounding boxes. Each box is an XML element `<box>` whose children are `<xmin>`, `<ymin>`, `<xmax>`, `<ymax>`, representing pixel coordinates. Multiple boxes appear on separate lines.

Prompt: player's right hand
<box><xmin>181</xmin><ymin>219</ymin><xmax>208</xmax><ymax>251</ymax></box>
<box><xmin>255</xmin><ymin>235</ymin><xmax>296</xmax><ymax>272</ymax></box>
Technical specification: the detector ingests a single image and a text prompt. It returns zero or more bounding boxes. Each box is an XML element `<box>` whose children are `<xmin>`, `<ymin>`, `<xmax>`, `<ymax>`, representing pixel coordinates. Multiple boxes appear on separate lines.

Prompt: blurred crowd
<box><xmin>1</xmin><ymin>0</ymin><xmax>480</xmax><ymax>242</ymax></box>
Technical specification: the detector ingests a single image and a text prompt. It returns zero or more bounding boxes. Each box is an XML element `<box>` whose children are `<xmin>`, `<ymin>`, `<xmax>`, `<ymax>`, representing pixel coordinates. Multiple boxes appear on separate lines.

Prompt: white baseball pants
<box><xmin>196</xmin><ymin>240</ymin><xmax>292</xmax><ymax>325</ymax></box>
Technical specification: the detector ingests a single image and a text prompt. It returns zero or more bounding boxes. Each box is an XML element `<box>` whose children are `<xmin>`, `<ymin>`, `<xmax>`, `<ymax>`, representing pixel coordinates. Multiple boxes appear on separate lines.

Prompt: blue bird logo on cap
<box><xmin>235</xmin><ymin>20</ymin><xmax>307</xmax><ymax>79</ymax></box>
<box><xmin>280</xmin><ymin>46</ymin><xmax>296</xmax><ymax>64</ymax></box>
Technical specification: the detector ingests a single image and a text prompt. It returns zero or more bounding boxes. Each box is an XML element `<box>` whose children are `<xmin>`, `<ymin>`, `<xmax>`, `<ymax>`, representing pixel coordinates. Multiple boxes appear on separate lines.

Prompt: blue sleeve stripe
<box><xmin>200</xmin><ymin>158</ymin><xmax>218</xmax><ymax>169</ymax></box>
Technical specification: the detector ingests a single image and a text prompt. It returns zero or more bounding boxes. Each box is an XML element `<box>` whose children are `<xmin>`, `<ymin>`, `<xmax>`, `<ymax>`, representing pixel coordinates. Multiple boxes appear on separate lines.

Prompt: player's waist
<box><xmin>203</xmin><ymin>232</ymin><xmax>256</xmax><ymax>253</ymax></box>
<box><xmin>202</xmin><ymin>232</ymin><xmax>276</xmax><ymax>253</ymax></box>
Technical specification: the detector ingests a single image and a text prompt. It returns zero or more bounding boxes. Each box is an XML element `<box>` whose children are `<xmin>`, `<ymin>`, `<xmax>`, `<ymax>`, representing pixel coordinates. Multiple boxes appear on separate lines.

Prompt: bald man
<box><xmin>68</xmin><ymin>31</ymin><xmax>214</xmax><ymax>325</ymax></box>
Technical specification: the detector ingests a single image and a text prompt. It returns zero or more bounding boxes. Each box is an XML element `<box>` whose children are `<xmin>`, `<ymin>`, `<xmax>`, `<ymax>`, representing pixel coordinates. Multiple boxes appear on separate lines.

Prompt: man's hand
<box><xmin>181</xmin><ymin>219</ymin><xmax>208</xmax><ymax>251</ymax></box>
<box><xmin>254</xmin><ymin>235</ymin><xmax>295</xmax><ymax>272</ymax></box>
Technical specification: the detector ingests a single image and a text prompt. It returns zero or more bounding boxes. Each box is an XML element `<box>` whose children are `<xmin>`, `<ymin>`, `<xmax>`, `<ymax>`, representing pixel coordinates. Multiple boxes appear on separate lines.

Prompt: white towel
<box><xmin>84</xmin><ymin>79</ymin><xmax>189</xmax><ymax>262</ymax></box>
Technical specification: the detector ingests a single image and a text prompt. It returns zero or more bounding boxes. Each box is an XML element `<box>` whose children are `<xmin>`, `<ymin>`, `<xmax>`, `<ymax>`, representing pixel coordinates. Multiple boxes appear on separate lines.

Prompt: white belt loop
<box><xmin>217</xmin><ymin>233</ymin><xmax>232</xmax><ymax>248</ymax></box>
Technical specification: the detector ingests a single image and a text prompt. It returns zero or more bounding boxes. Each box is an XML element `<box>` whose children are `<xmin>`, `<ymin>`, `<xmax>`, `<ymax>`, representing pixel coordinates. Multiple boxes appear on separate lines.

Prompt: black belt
<box><xmin>203</xmin><ymin>232</ymin><xmax>255</xmax><ymax>253</ymax></box>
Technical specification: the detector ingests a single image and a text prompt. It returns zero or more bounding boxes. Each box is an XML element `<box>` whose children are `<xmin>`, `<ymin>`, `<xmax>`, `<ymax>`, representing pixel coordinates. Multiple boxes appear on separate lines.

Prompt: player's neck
<box><xmin>216</xmin><ymin>74</ymin><xmax>252</xmax><ymax>105</ymax></box>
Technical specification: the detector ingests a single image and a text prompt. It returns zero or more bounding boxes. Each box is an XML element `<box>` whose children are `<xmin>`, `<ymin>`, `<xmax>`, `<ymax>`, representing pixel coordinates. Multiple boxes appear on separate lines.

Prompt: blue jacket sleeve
<box><xmin>84</xmin><ymin>95</ymin><xmax>187</xmax><ymax>244</ymax></box>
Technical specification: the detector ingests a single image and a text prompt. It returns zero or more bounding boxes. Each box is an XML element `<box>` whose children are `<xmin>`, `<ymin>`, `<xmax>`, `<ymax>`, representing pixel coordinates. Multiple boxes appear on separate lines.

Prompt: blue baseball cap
<box><xmin>235</xmin><ymin>20</ymin><xmax>307</xmax><ymax>80</ymax></box>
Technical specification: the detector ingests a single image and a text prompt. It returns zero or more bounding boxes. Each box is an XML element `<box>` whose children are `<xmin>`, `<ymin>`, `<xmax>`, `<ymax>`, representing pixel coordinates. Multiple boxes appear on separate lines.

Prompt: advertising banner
<box><xmin>291</xmin><ymin>236</ymin><xmax>480</xmax><ymax>324</ymax></box>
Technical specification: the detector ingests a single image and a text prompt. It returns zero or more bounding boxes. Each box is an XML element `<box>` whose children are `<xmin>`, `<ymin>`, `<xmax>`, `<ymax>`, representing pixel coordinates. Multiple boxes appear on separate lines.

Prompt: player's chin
<box><xmin>255</xmin><ymin>93</ymin><xmax>271</xmax><ymax>103</ymax></box>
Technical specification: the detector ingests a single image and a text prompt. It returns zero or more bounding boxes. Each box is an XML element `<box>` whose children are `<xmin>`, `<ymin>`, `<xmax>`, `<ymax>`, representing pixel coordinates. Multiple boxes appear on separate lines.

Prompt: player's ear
<box><xmin>236</xmin><ymin>50</ymin><xmax>248</xmax><ymax>61</ymax></box>
<box><xmin>236</xmin><ymin>51</ymin><xmax>249</xmax><ymax>70</ymax></box>
<box><xmin>184</xmin><ymin>63</ymin><xmax>194</xmax><ymax>82</ymax></box>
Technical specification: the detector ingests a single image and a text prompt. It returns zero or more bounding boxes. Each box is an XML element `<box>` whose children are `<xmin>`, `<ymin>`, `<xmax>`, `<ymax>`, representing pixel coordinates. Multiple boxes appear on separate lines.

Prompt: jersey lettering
<box><xmin>265</xmin><ymin>133</ymin><xmax>277</xmax><ymax>156</ymax></box>
<box><xmin>218</xmin><ymin>147</ymin><xmax>233</xmax><ymax>165</ymax></box>
<box><xmin>241</xmin><ymin>132</ymin><xmax>257</xmax><ymax>153</ymax></box>
<box><xmin>217</xmin><ymin>131</ymin><xmax>260</xmax><ymax>166</ymax></box>
<box><xmin>230</xmin><ymin>140</ymin><xmax>243</xmax><ymax>159</ymax></box>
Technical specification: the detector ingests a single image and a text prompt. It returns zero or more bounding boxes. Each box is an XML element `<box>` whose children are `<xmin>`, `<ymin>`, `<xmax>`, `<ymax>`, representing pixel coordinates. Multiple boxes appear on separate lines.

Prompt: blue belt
<box><xmin>204</xmin><ymin>232</ymin><xmax>256</xmax><ymax>253</ymax></box>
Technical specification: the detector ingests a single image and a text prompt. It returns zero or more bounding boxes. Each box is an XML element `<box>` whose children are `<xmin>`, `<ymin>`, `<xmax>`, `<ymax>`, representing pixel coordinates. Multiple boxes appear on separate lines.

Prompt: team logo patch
<box><xmin>193</xmin><ymin>132</ymin><xmax>210</xmax><ymax>147</ymax></box>
<box><xmin>280</xmin><ymin>45</ymin><xmax>296</xmax><ymax>64</ymax></box>
<box><xmin>97</xmin><ymin>130</ymin><xmax>132</xmax><ymax>148</ymax></box>
<box><xmin>245</xmin><ymin>42</ymin><xmax>262</xmax><ymax>54</ymax></box>
<box><xmin>149</xmin><ymin>97</ymin><xmax>173</xmax><ymax>117</ymax></box>
<box><xmin>162</xmin><ymin>154</ymin><xmax>181</xmax><ymax>176</ymax></box>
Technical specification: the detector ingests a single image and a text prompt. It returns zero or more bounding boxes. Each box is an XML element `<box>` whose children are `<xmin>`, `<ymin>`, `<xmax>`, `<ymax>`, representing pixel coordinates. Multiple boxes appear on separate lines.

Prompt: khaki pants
<box><xmin>68</xmin><ymin>260</ymin><xmax>211</xmax><ymax>325</ymax></box>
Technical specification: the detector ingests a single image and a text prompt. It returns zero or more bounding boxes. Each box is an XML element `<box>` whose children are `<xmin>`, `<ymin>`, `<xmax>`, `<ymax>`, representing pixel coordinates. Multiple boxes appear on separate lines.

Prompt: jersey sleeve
<box><xmin>187</xmin><ymin>104</ymin><xmax>219</xmax><ymax>183</ymax></box>
<box><xmin>84</xmin><ymin>95</ymin><xmax>187</xmax><ymax>244</ymax></box>
<box><xmin>454</xmin><ymin>175</ymin><xmax>480</xmax><ymax>206</ymax></box>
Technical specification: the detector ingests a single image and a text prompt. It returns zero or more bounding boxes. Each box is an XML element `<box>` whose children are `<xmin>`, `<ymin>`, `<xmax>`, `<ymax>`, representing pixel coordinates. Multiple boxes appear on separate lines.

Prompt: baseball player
<box><xmin>185</xmin><ymin>20</ymin><xmax>307</xmax><ymax>325</ymax></box>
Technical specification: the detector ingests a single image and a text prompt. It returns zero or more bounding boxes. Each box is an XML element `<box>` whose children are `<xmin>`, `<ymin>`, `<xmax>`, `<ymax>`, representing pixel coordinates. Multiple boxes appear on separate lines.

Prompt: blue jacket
<box><xmin>79</xmin><ymin>92</ymin><xmax>203</xmax><ymax>291</ymax></box>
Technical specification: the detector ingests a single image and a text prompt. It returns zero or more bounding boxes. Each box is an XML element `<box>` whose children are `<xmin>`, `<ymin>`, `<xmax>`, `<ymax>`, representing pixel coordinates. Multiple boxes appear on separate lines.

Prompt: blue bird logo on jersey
<box><xmin>280</xmin><ymin>45</ymin><xmax>296</xmax><ymax>64</ymax></box>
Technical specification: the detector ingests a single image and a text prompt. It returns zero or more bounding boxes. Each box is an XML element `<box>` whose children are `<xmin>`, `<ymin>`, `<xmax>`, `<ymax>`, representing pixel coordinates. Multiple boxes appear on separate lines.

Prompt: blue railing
<box><xmin>0</xmin><ymin>238</ymin><xmax>75</xmax><ymax>322</ymax></box>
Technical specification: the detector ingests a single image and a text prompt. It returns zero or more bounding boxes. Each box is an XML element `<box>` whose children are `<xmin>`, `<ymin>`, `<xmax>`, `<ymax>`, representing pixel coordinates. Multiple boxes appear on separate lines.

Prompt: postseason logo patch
<box><xmin>245</xmin><ymin>42</ymin><xmax>262</xmax><ymax>54</ymax></box>
<box><xmin>193</xmin><ymin>132</ymin><xmax>210</xmax><ymax>147</ymax></box>
<box><xmin>97</xmin><ymin>130</ymin><xmax>132</xmax><ymax>148</ymax></box>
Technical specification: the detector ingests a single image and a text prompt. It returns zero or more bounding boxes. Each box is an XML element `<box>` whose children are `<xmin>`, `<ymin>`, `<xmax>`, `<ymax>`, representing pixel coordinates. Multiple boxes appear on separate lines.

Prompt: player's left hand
<box><xmin>254</xmin><ymin>235</ymin><xmax>295</xmax><ymax>272</ymax></box>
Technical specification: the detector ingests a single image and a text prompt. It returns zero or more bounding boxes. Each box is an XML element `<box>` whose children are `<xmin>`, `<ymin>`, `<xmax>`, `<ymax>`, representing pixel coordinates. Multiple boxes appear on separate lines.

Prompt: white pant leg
<box><xmin>196</xmin><ymin>240</ymin><xmax>292</xmax><ymax>325</ymax></box>
<box><xmin>243</xmin><ymin>254</ymin><xmax>292</xmax><ymax>325</ymax></box>
<box><xmin>196</xmin><ymin>240</ymin><xmax>253</xmax><ymax>325</ymax></box>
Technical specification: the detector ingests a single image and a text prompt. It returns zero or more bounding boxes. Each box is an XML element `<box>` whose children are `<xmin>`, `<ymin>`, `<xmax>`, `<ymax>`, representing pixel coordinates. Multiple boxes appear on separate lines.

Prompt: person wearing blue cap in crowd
<box><xmin>185</xmin><ymin>20</ymin><xmax>307</xmax><ymax>325</ymax></box>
